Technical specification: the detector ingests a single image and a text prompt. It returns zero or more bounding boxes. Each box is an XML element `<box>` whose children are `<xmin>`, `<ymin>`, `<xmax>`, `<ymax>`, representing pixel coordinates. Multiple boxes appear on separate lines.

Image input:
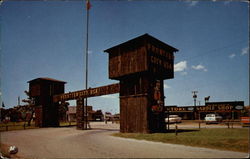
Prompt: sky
<box><xmin>0</xmin><ymin>0</ymin><xmax>249</xmax><ymax>114</ymax></box>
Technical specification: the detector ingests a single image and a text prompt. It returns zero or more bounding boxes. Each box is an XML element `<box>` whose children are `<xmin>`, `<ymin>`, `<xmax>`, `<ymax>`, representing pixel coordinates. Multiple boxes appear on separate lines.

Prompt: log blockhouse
<box><xmin>28</xmin><ymin>77</ymin><xmax>66</xmax><ymax>127</ymax></box>
<box><xmin>105</xmin><ymin>34</ymin><xmax>178</xmax><ymax>133</ymax></box>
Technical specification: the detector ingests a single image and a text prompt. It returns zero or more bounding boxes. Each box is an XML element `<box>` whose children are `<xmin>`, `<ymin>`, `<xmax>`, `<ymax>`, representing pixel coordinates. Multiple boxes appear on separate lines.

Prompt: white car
<box><xmin>205</xmin><ymin>114</ymin><xmax>222</xmax><ymax>124</ymax></box>
<box><xmin>165</xmin><ymin>115</ymin><xmax>182</xmax><ymax>123</ymax></box>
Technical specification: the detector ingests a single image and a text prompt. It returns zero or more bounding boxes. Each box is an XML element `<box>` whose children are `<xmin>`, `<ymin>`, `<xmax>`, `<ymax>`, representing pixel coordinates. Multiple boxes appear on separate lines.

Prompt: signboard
<box><xmin>53</xmin><ymin>83</ymin><xmax>120</xmax><ymax>102</ymax></box>
<box><xmin>205</xmin><ymin>101</ymin><xmax>244</xmax><ymax>111</ymax></box>
<box><xmin>148</xmin><ymin>43</ymin><xmax>174</xmax><ymax>79</ymax></box>
<box><xmin>151</xmin><ymin>80</ymin><xmax>164</xmax><ymax>113</ymax></box>
<box><xmin>165</xmin><ymin>101</ymin><xmax>244</xmax><ymax>112</ymax></box>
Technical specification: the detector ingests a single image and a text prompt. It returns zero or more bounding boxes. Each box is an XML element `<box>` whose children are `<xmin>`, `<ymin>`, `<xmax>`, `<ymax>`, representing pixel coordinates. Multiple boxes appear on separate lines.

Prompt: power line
<box><xmin>179</xmin><ymin>40</ymin><xmax>248</xmax><ymax>62</ymax></box>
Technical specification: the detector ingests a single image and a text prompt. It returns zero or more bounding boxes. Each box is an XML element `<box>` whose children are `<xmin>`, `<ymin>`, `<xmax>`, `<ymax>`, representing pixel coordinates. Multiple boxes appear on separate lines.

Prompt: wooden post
<box><xmin>175</xmin><ymin>123</ymin><xmax>178</xmax><ymax>136</ymax></box>
<box><xmin>87</xmin><ymin>122</ymin><xmax>91</xmax><ymax>129</ymax></box>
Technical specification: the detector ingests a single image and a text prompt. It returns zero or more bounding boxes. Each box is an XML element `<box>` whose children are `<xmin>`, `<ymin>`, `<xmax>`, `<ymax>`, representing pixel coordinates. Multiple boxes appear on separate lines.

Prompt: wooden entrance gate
<box><xmin>29</xmin><ymin>34</ymin><xmax>178</xmax><ymax>133</ymax></box>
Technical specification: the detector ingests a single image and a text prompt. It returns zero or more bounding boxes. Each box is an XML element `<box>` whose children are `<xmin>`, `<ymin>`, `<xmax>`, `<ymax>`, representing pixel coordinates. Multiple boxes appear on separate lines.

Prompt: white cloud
<box><xmin>186</xmin><ymin>1</ymin><xmax>199</xmax><ymax>7</ymax></box>
<box><xmin>181</xmin><ymin>72</ymin><xmax>188</xmax><ymax>76</ymax></box>
<box><xmin>174</xmin><ymin>61</ymin><xmax>187</xmax><ymax>72</ymax></box>
<box><xmin>88</xmin><ymin>50</ymin><xmax>93</xmax><ymax>54</ymax></box>
<box><xmin>164</xmin><ymin>83</ymin><xmax>170</xmax><ymax>89</ymax></box>
<box><xmin>229</xmin><ymin>53</ymin><xmax>236</xmax><ymax>59</ymax></box>
<box><xmin>0</xmin><ymin>92</ymin><xmax>2</xmax><ymax>96</ymax></box>
<box><xmin>192</xmin><ymin>64</ymin><xmax>207</xmax><ymax>72</ymax></box>
<box><xmin>100</xmin><ymin>95</ymin><xmax>117</xmax><ymax>99</ymax></box>
<box><xmin>241</xmin><ymin>47</ymin><xmax>249</xmax><ymax>56</ymax></box>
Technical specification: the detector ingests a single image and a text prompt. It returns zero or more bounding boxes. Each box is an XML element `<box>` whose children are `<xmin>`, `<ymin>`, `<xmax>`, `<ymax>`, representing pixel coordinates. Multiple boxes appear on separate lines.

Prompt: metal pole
<box><xmin>0</xmin><ymin>1</ymin><xmax>3</xmax><ymax>124</ymax></box>
<box><xmin>194</xmin><ymin>98</ymin><xmax>196</xmax><ymax>119</ymax></box>
<box><xmin>18</xmin><ymin>96</ymin><xmax>20</xmax><ymax>106</ymax></box>
<box><xmin>167</xmin><ymin>108</ymin><xmax>170</xmax><ymax>130</ymax></box>
<box><xmin>192</xmin><ymin>91</ymin><xmax>198</xmax><ymax>120</ymax></box>
<box><xmin>0</xmin><ymin>104</ymin><xmax>1</xmax><ymax>123</ymax></box>
<box><xmin>84</xmin><ymin>0</ymin><xmax>90</xmax><ymax>130</ymax></box>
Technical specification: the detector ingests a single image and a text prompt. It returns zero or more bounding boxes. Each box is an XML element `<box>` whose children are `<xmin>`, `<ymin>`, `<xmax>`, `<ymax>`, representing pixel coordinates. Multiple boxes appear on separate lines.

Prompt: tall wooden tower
<box><xmin>105</xmin><ymin>34</ymin><xmax>178</xmax><ymax>133</ymax></box>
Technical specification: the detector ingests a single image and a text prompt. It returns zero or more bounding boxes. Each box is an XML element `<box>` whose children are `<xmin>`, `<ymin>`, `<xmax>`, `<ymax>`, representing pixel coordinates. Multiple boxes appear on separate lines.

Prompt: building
<box><xmin>165</xmin><ymin>101</ymin><xmax>245</xmax><ymax>120</ymax></box>
<box><xmin>67</xmin><ymin>106</ymin><xmax>77</xmax><ymax>122</ymax></box>
<box><xmin>66</xmin><ymin>106</ymin><xmax>104</xmax><ymax>122</ymax></box>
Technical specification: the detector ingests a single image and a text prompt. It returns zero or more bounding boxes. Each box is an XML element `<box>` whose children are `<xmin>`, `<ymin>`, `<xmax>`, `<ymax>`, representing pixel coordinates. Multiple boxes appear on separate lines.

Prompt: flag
<box><xmin>86</xmin><ymin>0</ymin><xmax>91</xmax><ymax>10</ymax></box>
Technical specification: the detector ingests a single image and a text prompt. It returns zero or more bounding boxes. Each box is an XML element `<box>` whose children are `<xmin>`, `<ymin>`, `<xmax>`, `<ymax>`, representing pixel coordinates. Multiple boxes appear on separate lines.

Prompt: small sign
<box><xmin>152</xmin><ymin>105</ymin><xmax>163</xmax><ymax>113</ymax></box>
<box><xmin>235</xmin><ymin>105</ymin><xmax>244</xmax><ymax>110</ymax></box>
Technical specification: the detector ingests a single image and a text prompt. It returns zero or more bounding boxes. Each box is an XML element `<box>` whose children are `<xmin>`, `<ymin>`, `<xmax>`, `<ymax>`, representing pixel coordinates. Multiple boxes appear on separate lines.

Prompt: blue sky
<box><xmin>0</xmin><ymin>0</ymin><xmax>249</xmax><ymax>113</ymax></box>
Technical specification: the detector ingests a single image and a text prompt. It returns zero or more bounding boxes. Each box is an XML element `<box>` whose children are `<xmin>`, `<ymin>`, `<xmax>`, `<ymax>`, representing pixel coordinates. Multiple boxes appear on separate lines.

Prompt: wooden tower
<box><xmin>28</xmin><ymin>77</ymin><xmax>66</xmax><ymax>127</ymax></box>
<box><xmin>104</xmin><ymin>34</ymin><xmax>178</xmax><ymax>133</ymax></box>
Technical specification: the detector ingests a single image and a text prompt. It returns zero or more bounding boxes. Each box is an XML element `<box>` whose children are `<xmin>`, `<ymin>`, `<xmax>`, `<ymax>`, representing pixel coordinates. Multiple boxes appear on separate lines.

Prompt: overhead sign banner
<box><xmin>53</xmin><ymin>83</ymin><xmax>120</xmax><ymax>102</ymax></box>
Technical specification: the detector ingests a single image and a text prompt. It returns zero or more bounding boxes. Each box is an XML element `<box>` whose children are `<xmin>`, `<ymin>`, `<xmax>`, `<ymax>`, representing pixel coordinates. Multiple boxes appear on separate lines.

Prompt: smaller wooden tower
<box><xmin>28</xmin><ymin>77</ymin><xmax>66</xmax><ymax>127</ymax></box>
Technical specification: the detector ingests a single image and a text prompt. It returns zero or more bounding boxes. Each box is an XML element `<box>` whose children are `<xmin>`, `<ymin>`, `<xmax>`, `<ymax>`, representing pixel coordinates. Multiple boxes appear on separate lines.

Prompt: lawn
<box><xmin>112</xmin><ymin>128</ymin><xmax>249</xmax><ymax>153</ymax></box>
<box><xmin>0</xmin><ymin>122</ymin><xmax>37</xmax><ymax>131</ymax></box>
<box><xmin>59</xmin><ymin>121</ymin><xmax>76</xmax><ymax>127</ymax></box>
<box><xmin>0</xmin><ymin>121</ymin><xmax>76</xmax><ymax>131</ymax></box>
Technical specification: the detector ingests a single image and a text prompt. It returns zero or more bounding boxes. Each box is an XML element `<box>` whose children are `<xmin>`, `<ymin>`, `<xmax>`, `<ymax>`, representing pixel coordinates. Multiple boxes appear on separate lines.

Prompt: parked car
<box><xmin>104</xmin><ymin>112</ymin><xmax>113</xmax><ymax>121</ymax></box>
<box><xmin>205</xmin><ymin>114</ymin><xmax>222</xmax><ymax>124</ymax></box>
<box><xmin>165</xmin><ymin>115</ymin><xmax>182</xmax><ymax>123</ymax></box>
<box><xmin>241</xmin><ymin>117</ymin><xmax>250</xmax><ymax>127</ymax></box>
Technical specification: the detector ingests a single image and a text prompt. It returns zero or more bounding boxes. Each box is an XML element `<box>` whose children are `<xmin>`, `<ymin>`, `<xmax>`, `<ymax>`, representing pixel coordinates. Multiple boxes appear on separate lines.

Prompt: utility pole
<box><xmin>18</xmin><ymin>96</ymin><xmax>20</xmax><ymax>106</ymax></box>
<box><xmin>192</xmin><ymin>91</ymin><xmax>198</xmax><ymax>120</ymax></box>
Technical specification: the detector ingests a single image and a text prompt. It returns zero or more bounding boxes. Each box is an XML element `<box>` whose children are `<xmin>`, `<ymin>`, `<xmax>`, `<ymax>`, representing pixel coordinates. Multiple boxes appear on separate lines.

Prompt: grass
<box><xmin>112</xmin><ymin>128</ymin><xmax>249</xmax><ymax>153</ymax></box>
<box><xmin>0</xmin><ymin>122</ymin><xmax>37</xmax><ymax>131</ymax></box>
<box><xmin>0</xmin><ymin>121</ymin><xmax>77</xmax><ymax>131</ymax></box>
<box><xmin>59</xmin><ymin>121</ymin><xmax>76</xmax><ymax>127</ymax></box>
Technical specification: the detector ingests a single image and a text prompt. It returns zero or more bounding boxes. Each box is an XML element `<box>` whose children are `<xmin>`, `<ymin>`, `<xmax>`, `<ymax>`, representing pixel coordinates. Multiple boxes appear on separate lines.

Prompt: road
<box><xmin>0</xmin><ymin>122</ymin><xmax>248</xmax><ymax>158</ymax></box>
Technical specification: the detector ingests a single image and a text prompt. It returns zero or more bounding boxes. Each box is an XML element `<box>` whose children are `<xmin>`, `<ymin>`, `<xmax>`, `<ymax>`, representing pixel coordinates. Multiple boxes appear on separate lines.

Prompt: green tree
<box><xmin>59</xmin><ymin>101</ymin><xmax>69</xmax><ymax>122</ymax></box>
<box><xmin>22</xmin><ymin>90</ymin><xmax>35</xmax><ymax>126</ymax></box>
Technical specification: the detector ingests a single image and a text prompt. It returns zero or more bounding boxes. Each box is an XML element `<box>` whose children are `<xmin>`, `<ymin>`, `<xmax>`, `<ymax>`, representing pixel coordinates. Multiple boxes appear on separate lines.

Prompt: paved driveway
<box><xmin>0</xmin><ymin>122</ymin><xmax>248</xmax><ymax>158</ymax></box>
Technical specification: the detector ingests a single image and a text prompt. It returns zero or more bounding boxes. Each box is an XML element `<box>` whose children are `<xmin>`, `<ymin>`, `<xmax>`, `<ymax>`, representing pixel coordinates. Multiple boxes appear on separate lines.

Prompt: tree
<box><xmin>58</xmin><ymin>101</ymin><xmax>69</xmax><ymax>122</ymax></box>
<box><xmin>22</xmin><ymin>90</ymin><xmax>35</xmax><ymax>126</ymax></box>
<box><xmin>8</xmin><ymin>108</ymin><xmax>19</xmax><ymax>122</ymax></box>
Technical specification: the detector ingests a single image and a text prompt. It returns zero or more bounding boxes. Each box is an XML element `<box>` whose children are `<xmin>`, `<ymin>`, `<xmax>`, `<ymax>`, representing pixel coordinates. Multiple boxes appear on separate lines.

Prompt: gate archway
<box><xmin>29</xmin><ymin>34</ymin><xmax>178</xmax><ymax>133</ymax></box>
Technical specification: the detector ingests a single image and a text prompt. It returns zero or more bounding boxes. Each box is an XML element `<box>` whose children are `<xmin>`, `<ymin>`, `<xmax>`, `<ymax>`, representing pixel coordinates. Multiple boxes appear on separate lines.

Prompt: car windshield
<box><xmin>169</xmin><ymin>115</ymin><xmax>178</xmax><ymax>118</ymax></box>
<box><xmin>206</xmin><ymin>114</ymin><xmax>217</xmax><ymax>117</ymax></box>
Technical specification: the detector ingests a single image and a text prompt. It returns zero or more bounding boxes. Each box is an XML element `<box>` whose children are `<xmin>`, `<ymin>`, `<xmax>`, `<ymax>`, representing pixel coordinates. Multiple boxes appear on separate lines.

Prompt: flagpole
<box><xmin>84</xmin><ymin>0</ymin><xmax>90</xmax><ymax>130</ymax></box>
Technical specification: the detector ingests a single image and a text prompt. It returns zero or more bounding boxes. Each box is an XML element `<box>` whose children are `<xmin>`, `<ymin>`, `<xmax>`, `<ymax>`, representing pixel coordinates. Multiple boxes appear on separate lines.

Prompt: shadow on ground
<box><xmin>155</xmin><ymin>129</ymin><xmax>200</xmax><ymax>134</ymax></box>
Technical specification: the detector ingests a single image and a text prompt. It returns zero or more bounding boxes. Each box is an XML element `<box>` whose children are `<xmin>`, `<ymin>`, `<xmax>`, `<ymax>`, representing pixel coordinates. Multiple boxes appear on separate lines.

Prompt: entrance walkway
<box><xmin>1</xmin><ymin>122</ymin><xmax>247</xmax><ymax>158</ymax></box>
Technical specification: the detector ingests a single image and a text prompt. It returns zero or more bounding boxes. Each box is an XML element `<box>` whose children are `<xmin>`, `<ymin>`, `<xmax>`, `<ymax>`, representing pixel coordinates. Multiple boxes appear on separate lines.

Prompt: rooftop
<box><xmin>28</xmin><ymin>77</ymin><xmax>67</xmax><ymax>84</ymax></box>
<box><xmin>104</xmin><ymin>33</ymin><xmax>179</xmax><ymax>53</ymax></box>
